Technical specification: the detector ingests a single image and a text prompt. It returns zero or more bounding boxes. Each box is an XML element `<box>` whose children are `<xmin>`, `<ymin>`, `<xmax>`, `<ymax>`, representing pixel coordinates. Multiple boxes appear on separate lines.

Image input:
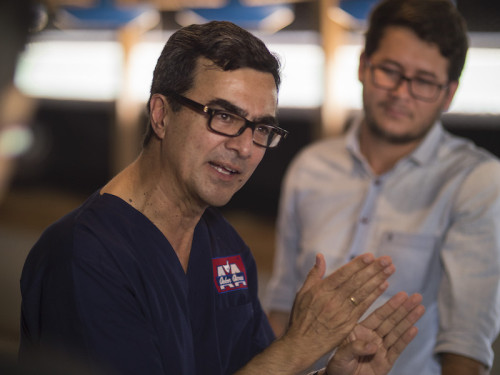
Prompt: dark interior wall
<box><xmin>441</xmin><ymin>113</ymin><xmax>500</xmax><ymax>158</ymax></box>
<box><xmin>457</xmin><ymin>0</ymin><xmax>500</xmax><ymax>32</ymax></box>
<box><xmin>12</xmin><ymin>100</ymin><xmax>114</xmax><ymax>193</ymax></box>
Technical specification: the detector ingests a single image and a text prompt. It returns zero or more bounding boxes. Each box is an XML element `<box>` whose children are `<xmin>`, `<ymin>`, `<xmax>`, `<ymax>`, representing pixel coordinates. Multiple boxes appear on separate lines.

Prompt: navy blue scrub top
<box><xmin>20</xmin><ymin>192</ymin><xmax>275</xmax><ymax>375</ymax></box>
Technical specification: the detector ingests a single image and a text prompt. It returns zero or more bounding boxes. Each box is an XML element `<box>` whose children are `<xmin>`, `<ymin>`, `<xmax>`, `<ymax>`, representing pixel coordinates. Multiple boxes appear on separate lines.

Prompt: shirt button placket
<box><xmin>348</xmin><ymin>178</ymin><xmax>383</xmax><ymax>260</ymax></box>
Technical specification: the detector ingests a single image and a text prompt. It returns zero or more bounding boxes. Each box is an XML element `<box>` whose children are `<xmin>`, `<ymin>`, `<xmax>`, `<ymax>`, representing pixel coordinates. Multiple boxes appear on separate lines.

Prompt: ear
<box><xmin>149</xmin><ymin>94</ymin><xmax>169</xmax><ymax>139</ymax></box>
<box><xmin>442</xmin><ymin>81</ymin><xmax>459</xmax><ymax>112</ymax></box>
<box><xmin>358</xmin><ymin>51</ymin><xmax>367</xmax><ymax>84</ymax></box>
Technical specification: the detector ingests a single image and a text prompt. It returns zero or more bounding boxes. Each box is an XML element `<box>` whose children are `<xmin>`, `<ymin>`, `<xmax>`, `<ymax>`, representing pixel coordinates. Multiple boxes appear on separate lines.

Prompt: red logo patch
<box><xmin>212</xmin><ymin>255</ymin><xmax>248</xmax><ymax>294</ymax></box>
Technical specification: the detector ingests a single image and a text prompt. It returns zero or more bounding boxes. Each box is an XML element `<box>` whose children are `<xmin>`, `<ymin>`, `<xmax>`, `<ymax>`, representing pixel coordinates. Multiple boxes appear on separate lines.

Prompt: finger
<box><xmin>321</xmin><ymin>253</ymin><xmax>379</xmax><ymax>292</ymax></box>
<box><xmin>352</xmin><ymin>266</ymin><xmax>394</xmax><ymax>314</ymax></box>
<box><xmin>386</xmin><ymin>325</ymin><xmax>420</xmax><ymax>365</ymax></box>
<box><xmin>377</xmin><ymin>293</ymin><xmax>424</xmax><ymax>340</ymax></box>
<box><xmin>338</xmin><ymin>339</ymin><xmax>378</xmax><ymax>358</ymax></box>
<box><xmin>345</xmin><ymin>258</ymin><xmax>395</xmax><ymax>314</ymax></box>
<box><xmin>314</xmin><ymin>254</ymin><xmax>394</xmax><ymax>320</ymax></box>
<box><xmin>382</xmin><ymin>296</ymin><xmax>425</xmax><ymax>349</ymax></box>
<box><xmin>289</xmin><ymin>254</ymin><xmax>326</xmax><ymax>324</ymax></box>
<box><xmin>327</xmin><ymin>340</ymin><xmax>378</xmax><ymax>375</ymax></box>
<box><xmin>359</xmin><ymin>292</ymin><xmax>409</xmax><ymax>331</ymax></box>
<box><xmin>296</xmin><ymin>253</ymin><xmax>326</xmax><ymax>295</ymax></box>
<box><xmin>312</xmin><ymin>256</ymin><xmax>394</xmax><ymax>333</ymax></box>
<box><xmin>344</xmin><ymin>256</ymin><xmax>394</xmax><ymax>301</ymax></box>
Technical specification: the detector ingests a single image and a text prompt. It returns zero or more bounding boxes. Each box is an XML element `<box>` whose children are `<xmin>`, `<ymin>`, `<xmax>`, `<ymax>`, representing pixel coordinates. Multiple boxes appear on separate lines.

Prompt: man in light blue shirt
<box><xmin>266</xmin><ymin>0</ymin><xmax>500</xmax><ymax>374</ymax></box>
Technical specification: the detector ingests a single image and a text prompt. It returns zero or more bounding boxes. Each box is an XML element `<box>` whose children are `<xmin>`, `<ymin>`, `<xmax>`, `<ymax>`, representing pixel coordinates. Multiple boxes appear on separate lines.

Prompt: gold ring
<box><xmin>349</xmin><ymin>296</ymin><xmax>358</xmax><ymax>306</ymax></box>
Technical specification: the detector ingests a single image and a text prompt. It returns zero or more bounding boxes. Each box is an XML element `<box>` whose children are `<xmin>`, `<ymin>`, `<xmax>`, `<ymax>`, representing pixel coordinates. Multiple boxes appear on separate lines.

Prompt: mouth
<box><xmin>209</xmin><ymin>161</ymin><xmax>240</xmax><ymax>176</ymax></box>
<box><xmin>383</xmin><ymin>102</ymin><xmax>410</xmax><ymax>118</ymax></box>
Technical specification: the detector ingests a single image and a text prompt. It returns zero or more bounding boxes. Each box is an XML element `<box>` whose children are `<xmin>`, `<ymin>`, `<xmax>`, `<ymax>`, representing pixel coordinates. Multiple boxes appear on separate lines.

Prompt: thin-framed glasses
<box><xmin>366</xmin><ymin>60</ymin><xmax>448</xmax><ymax>102</ymax></box>
<box><xmin>168</xmin><ymin>93</ymin><xmax>288</xmax><ymax>148</ymax></box>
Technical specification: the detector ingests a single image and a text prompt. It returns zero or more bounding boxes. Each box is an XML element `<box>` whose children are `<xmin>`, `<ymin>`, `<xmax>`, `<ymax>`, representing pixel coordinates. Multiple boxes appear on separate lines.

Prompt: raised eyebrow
<box><xmin>207</xmin><ymin>98</ymin><xmax>278</xmax><ymax>125</ymax></box>
<box><xmin>206</xmin><ymin>98</ymin><xmax>248</xmax><ymax>118</ymax></box>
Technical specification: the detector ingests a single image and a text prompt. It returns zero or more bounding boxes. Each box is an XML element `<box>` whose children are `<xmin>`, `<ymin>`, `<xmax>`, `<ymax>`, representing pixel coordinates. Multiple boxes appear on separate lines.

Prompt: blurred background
<box><xmin>0</xmin><ymin>0</ymin><xmax>499</xmax><ymax>371</ymax></box>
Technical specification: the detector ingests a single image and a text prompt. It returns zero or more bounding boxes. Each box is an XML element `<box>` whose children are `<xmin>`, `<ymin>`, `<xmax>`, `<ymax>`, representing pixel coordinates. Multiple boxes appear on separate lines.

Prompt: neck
<box><xmin>101</xmin><ymin>149</ymin><xmax>205</xmax><ymax>273</ymax></box>
<box><xmin>358</xmin><ymin>122</ymin><xmax>422</xmax><ymax>176</ymax></box>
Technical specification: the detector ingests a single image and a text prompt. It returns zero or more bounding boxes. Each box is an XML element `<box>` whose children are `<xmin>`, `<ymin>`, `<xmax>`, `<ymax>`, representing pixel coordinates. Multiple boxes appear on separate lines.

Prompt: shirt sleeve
<box><xmin>436</xmin><ymin>158</ymin><xmax>500</xmax><ymax>368</ymax></box>
<box><xmin>265</xmin><ymin>157</ymin><xmax>304</xmax><ymax>312</ymax></box>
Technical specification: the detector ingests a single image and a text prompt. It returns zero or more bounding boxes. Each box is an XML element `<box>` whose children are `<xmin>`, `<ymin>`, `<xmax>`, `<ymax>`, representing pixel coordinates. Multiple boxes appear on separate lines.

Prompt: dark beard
<box><xmin>365</xmin><ymin>115</ymin><xmax>434</xmax><ymax>145</ymax></box>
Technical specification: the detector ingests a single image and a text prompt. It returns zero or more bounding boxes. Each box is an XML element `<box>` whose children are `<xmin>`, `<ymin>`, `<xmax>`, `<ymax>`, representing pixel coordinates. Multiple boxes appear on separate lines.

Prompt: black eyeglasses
<box><xmin>366</xmin><ymin>60</ymin><xmax>448</xmax><ymax>102</ymax></box>
<box><xmin>167</xmin><ymin>93</ymin><xmax>288</xmax><ymax>148</ymax></box>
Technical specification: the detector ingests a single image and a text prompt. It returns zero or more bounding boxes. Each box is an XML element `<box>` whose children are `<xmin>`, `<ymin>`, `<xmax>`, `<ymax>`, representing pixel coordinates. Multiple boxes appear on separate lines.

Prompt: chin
<box><xmin>369</xmin><ymin>120</ymin><xmax>429</xmax><ymax>145</ymax></box>
<box><xmin>210</xmin><ymin>199</ymin><xmax>232</xmax><ymax>208</ymax></box>
<box><xmin>203</xmin><ymin>192</ymin><xmax>234</xmax><ymax>208</ymax></box>
<box><xmin>381</xmin><ymin>131</ymin><xmax>420</xmax><ymax>144</ymax></box>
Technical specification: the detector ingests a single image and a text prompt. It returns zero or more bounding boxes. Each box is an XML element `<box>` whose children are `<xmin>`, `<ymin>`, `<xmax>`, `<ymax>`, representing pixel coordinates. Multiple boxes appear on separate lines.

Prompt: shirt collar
<box><xmin>345</xmin><ymin>116</ymin><xmax>444</xmax><ymax>167</ymax></box>
<box><xmin>409</xmin><ymin>121</ymin><xmax>444</xmax><ymax>165</ymax></box>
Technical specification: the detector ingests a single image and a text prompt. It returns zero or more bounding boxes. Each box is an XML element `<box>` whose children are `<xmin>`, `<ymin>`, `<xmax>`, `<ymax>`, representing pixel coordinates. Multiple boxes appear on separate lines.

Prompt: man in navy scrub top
<box><xmin>19</xmin><ymin>21</ymin><xmax>425</xmax><ymax>375</ymax></box>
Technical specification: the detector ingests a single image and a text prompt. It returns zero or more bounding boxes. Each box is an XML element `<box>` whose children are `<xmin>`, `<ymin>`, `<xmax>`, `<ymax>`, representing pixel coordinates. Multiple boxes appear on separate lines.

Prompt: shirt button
<box><xmin>360</xmin><ymin>217</ymin><xmax>369</xmax><ymax>224</ymax></box>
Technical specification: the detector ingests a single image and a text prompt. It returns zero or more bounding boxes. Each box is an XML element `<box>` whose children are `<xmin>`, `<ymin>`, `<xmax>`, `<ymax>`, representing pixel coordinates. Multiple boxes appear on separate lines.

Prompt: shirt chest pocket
<box><xmin>215</xmin><ymin>300</ymin><xmax>255</xmax><ymax>371</ymax></box>
<box><xmin>377</xmin><ymin>231</ymin><xmax>438</xmax><ymax>296</ymax></box>
<box><xmin>214</xmin><ymin>289</ymin><xmax>254</xmax><ymax>344</ymax></box>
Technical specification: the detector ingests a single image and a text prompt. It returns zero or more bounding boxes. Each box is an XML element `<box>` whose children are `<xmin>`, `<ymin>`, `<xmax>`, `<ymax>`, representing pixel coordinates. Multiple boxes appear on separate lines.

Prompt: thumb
<box><xmin>300</xmin><ymin>253</ymin><xmax>326</xmax><ymax>293</ymax></box>
<box><xmin>327</xmin><ymin>340</ymin><xmax>378</xmax><ymax>375</ymax></box>
<box><xmin>338</xmin><ymin>340</ymin><xmax>378</xmax><ymax>358</ymax></box>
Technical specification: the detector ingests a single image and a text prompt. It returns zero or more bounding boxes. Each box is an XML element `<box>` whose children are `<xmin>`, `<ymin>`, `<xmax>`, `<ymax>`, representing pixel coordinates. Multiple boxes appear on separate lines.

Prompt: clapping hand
<box><xmin>326</xmin><ymin>292</ymin><xmax>425</xmax><ymax>375</ymax></box>
<box><xmin>284</xmin><ymin>253</ymin><xmax>396</xmax><ymax>369</ymax></box>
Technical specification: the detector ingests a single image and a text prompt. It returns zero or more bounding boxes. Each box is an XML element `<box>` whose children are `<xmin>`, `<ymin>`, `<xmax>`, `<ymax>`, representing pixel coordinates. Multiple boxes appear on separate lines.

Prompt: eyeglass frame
<box><xmin>165</xmin><ymin>92</ymin><xmax>289</xmax><ymax>149</ymax></box>
<box><xmin>365</xmin><ymin>59</ymin><xmax>449</xmax><ymax>102</ymax></box>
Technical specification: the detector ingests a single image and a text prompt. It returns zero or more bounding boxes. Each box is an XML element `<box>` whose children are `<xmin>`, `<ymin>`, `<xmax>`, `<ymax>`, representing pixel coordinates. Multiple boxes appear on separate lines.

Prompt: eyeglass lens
<box><xmin>372</xmin><ymin>66</ymin><xmax>442</xmax><ymax>101</ymax></box>
<box><xmin>209</xmin><ymin>110</ymin><xmax>281</xmax><ymax>148</ymax></box>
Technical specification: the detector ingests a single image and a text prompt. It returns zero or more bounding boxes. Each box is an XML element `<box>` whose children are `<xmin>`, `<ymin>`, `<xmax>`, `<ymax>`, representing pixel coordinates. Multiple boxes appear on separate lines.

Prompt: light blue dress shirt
<box><xmin>266</xmin><ymin>118</ymin><xmax>500</xmax><ymax>374</ymax></box>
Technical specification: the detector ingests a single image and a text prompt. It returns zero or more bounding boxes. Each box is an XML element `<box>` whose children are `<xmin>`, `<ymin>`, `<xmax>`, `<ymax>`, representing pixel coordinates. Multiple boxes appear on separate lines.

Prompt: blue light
<box><xmin>181</xmin><ymin>0</ymin><xmax>292</xmax><ymax>29</ymax></box>
<box><xmin>57</xmin><ymin>0</ymin><xmax>156</xmax><ymax>29</ymax></box>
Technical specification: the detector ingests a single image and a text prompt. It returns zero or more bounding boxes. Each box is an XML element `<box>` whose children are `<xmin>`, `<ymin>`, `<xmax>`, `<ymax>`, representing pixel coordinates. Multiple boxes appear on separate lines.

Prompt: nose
<box><xmin>391</xmin><ymin>77</ymin><xmax>412</xmax><ymax>99</ymax></box>
<box><xmin>225</xmin><ymin>127</ymin><xmax>254</xmax><ymax>158</ymax></box>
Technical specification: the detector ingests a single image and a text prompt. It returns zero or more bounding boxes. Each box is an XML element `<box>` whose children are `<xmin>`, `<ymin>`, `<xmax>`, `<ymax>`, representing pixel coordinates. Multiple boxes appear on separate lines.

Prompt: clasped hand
<box><xmin>284</xmin><ymin>253</ymin><xmax>425</xmax><ymax>374</ymax></box>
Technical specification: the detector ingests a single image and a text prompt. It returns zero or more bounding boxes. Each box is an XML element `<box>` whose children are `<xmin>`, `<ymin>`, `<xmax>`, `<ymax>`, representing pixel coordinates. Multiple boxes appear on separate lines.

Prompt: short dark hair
<box><xmin>364</xmin><ymin>0</ymin><xmax>468</xmax><ymax>82</ymax></box>
<box><xmin>143</xmin><ymin>21</ymin><xmax>281</xmax><ymax>146</ymax></box>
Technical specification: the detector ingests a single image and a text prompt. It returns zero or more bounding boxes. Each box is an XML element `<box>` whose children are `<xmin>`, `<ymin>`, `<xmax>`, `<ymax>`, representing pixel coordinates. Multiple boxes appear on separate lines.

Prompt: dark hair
<box><xmin>143</xmin><ymin>21</ymin><xmax>281</xmax><ymax>146</ymax></box>
<box><xmin>364</xmin><ymin>0</ymin><xmax>468</xmax><ymax>82</ymax></box>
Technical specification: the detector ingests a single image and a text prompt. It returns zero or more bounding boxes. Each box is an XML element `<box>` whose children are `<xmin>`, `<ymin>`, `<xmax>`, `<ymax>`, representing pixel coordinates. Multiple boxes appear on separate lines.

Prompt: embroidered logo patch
<box><xmin>212</xmin><ymin>255</ymin><xmax>248</xmax><ymax>293</ymax></box>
